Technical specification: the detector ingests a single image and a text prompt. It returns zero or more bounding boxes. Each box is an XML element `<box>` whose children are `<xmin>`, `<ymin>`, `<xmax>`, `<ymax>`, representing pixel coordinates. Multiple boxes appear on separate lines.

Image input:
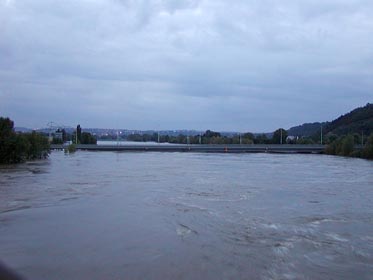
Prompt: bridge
<box><xmin>51</xmin><ymin>144</ymin><xmax>326</xmax><ymax>154</ymax></box>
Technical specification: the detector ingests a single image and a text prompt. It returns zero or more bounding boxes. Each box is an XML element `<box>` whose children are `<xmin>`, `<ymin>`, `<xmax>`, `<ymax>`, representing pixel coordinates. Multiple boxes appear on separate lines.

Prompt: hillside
<box><xmin>324</xmin><ymin>103</ymin><xmax>373</xmax><ymax>136</ymax></box>
<box><xmin>287</xmin><ymin>103</ymin><xmax>373</xmax><ymax>137</ymax></box>
<box><xmin>287</xmin><ymin>122</ymin><xmax>327</xmax><ymax>137</ymax></box>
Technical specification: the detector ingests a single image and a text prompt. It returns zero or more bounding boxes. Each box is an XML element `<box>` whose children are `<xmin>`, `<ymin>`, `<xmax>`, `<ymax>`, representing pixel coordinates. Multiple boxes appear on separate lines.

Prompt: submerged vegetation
<box><xmin>0</xmin><ymin>117</ymin><xmax>50</xmax><ymax>164</ymax></box>
<box><xmin>325</xmin><ymin>133</ymin><xmax>373</xmax><ymax>159</ymax></box>
<box><xmin>65</xmin><ymin>144</ymin><xmax>77</xmax><ymax>154</ymax></box>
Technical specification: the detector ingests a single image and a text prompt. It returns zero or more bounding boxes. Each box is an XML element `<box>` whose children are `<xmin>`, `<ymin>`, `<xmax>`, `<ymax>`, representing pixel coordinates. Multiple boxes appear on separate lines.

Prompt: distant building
<box><xmin>48</xmin><ymin>128</ymin><xmax>64</xmax><ymax>143</ymax></box>
<box><xmin>54</xmin><ymin>129</ymin><xmax>63</xmax><ymax>141</ymax></box>
<box><xmin>286</xmin><ymin>136</ymin><xmax>297</xmax><ymax>143</ymax></box>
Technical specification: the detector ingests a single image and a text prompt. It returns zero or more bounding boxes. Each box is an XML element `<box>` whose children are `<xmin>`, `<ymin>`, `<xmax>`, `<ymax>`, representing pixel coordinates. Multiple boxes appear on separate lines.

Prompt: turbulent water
<box><xmin>0</xmin><ymin>151</ymin><xmax>372</xmax><ymax>280</ymax></box>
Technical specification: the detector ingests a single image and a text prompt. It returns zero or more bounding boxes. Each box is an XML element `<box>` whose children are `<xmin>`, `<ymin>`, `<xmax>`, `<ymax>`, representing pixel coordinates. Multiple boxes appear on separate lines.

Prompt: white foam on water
<box><xmin>325</xmin><ymin>233</ymin><xmax>348</xmax><ymax>242</ymax></box>
<box><xmin>273</xmin><ymin>241</ymin><xmax>294</xmax><ymax>257</ymax></box>
<box><xmin>262</xmin><ymin>223</ymin><xmax>280</xmax><ymax>230</ymax></box>
<box><xmin>176</xmin><ymin>224</ymin><xmax>198</xmax><ymax>237</ymax></box>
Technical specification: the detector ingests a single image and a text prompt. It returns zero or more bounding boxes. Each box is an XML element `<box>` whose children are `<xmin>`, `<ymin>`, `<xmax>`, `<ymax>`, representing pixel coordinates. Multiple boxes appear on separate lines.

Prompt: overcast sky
<box><xmin>1</xmin><ymin>0</ymin><xmax>372</xmax><ymax>132</ymax></box>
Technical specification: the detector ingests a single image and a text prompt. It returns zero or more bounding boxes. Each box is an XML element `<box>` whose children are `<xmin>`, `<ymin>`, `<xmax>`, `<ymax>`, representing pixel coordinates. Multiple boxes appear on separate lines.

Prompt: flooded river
<box><xmin>0</xmin><ymin>151</ymin><xmax>372</xmax><ymax>279</ymax></box>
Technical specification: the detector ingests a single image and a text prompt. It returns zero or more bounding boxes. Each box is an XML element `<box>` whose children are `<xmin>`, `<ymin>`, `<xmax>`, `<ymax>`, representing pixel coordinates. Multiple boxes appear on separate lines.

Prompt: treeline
<box><xmin>79</xmin><ymin>132</ymin><xmax>97</xmax><ymax>144</ymax></box>
<box><xmin>0</xmin><ymin>117</ymin><xmax>50</xmax><ymax>164</ymax></box>
<box><xmin>75</xmin><ymin>125</ymin><xmax>97</xmax><ymax>144</ymax></box>
<box><xmin>126</xmin><ymin>129</ymin><xmax>290</xmax><ymax>145</ymax></box>
<box><xmin>325</xmin><ymin>133</ymin><xmax>373</xmax><ymax>159</ymax></box>
<box><xmin>127</xmin><ymin>132</ymin><xmax>252</xmax><ymax>144</ymax></box>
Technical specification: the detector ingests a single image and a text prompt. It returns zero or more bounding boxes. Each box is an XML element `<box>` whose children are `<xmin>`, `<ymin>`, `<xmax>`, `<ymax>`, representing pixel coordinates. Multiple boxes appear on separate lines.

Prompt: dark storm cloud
<box><xmin>0</xmin><ymin>0</ymin><xmax>372</xmax><ymax>131</ymax></box>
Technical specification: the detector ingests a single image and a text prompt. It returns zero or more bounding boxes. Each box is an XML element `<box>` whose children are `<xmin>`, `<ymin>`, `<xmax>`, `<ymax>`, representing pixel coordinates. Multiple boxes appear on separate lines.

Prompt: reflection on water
<box><xmin>0</xmin><ymin>151</ymin><xmax>373</xmax><ymax>280</ymax></box>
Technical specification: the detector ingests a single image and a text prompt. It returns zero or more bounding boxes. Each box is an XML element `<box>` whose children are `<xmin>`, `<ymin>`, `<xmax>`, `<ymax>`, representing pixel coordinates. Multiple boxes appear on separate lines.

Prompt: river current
<box><xmin>0</xmin><ymin>151</ymin><xmax>372</xmax><ymax>279</ymax></box>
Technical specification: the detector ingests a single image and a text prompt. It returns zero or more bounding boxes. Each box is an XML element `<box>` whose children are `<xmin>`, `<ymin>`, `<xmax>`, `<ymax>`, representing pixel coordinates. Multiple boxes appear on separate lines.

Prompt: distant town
<box><xmin>2</xmin><ymin>103</ymin><xmax>372</xmax><ymax>162</ymax></box>
<box><xmin>14</xmin><ymin>103</ymin><xmax>373</xmax><ymax>146</ymax></box>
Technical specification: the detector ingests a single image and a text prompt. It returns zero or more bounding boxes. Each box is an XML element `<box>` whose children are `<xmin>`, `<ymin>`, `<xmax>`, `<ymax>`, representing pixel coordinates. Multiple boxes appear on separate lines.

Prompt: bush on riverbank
<box><xmin>65</xmin><ymin>144</ymin><xmax>76</xmax><ymax>153</ymax></box>
<box><xmin>362</xmin><ymin>133</ymin><xmax>373</xmax><ymax>159</ymax></box>
<box><xmin>325</xmin><ymin>133</ymin><xmax>373</xmax><ymax>159</ymax></box>
<box><xmin>325</xmin><ymin>134</ymin><xmax>353</xmax><ymax>156</ymax></box>
<box><xmin>0</xmin><ymin>117</ymin><xmax>50</xmax><ymax>164</ymax></box>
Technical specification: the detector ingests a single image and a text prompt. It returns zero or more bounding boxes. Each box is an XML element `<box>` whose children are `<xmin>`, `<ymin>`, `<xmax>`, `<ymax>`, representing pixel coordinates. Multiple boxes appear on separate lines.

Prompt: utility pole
<box><xmin>362</xmin><ymin>131</ymin><xmax>364</xmax><ymax>146</ymax></box>
<box><xmin>280</xmin><ymin>129</ymin><xmax>283</xmax><ymax>145</ymax></box>
<box><xmin>239</xmin><ymin>133</ymin><xmax>242</xmax><ymax>145</ymax></box>
<box><xmin>199</xmin><ymin>135</ymin><xmax>202</xmax><ymax>145</ymax></box>
<box><xmin>321</xmin><ymin>125</ymin><xmax>323</xmax><ymax>145</ymax></box>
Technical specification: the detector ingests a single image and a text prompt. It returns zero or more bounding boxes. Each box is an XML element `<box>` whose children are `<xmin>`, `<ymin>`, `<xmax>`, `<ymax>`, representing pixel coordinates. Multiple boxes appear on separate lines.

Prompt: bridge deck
<box><xmin>51</xmin><ymin>144</ymin><xmax>326</xmax><ymax>154</ymax></box>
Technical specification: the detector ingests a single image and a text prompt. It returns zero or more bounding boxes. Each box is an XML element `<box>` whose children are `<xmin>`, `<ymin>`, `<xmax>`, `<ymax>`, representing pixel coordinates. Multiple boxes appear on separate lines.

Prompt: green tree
<box><xmin>325</xmin><ymin>139</ymin><xmax>338</xmax><ymax>155</ymax></box>
<box><xmin>296</xmin><ymin>137</ymin><xmax>315</xmax><ymax>144</ymax></box>
<box><xmin>243</xmin><ymin>132</ymin><xmax>254</xmax><ymax>139</ymax></box>
<box><xmin>326</xmin><ymin>135</ymin><xmax>355</xmax><ymax>157</ymax></box>
<box><xmin>362</xmin><ymin>133</ymin><xmax>373</xmax><ymax>159</ymax></box>
<box><xmin>0</xmin><ymin>117</ymin><xmax>16</xmax><ymax>163</ymax></box>
<box><xmin>81</xmin><ymin>132</ymin><xmax>97</xmax><ymax>144</ymax></box>
<box><xmin>272</xmin><ymin>128</ymin><xmax>287</xmax><ymax>144</ymax></box>
<box><xmin>77</xmin><ymin>125</ymin><xmax>82</xmax><ymax>144</ymax></box>
<box><xmin>339</xmin><ymin>134</ymin><xmax>354</xmax><ymax>156</ymax></box>
<box><xmin>26</xmin><ymin>132</ymin><xmax>50</xmax><ymax>160</ymax></box>
<box><xmin>0</xmin><ymin>117</ymin><xmax>50</xmax><ymax>164</ymax></box>
<box><xmin>254</xmin><ymin>134</ymin><xmax>268</xmax><ymax>144</ymax></box>
<box><xmin>203</xmin><ymin>130</ymin><xmax>221</xmax><ymax>138</ymax></box>
<box><xmin>325</xmin><ymin>133</ymin><xmax>338</xmax><ymax>144</ymax></box>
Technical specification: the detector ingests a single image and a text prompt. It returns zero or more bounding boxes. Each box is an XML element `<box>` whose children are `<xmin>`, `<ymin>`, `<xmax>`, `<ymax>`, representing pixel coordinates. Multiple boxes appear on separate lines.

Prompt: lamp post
<box><xmin>362</xmin><ymin>131</ymin><xmax>364</xmax><ymax>146</ymax></box>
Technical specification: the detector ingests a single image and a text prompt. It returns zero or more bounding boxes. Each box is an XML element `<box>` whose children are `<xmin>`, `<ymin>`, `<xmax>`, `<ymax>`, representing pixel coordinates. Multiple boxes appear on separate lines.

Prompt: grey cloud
<box><xmin>0</xmin><ymin>0</ymin><xmax>372</xmax><ymax>131</ymax></box>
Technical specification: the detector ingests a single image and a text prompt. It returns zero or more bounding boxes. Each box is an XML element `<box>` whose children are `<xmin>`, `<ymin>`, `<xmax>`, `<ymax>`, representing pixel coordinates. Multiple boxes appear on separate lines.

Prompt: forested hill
<box><xmin>287</xmin><ymin>103</ymin><xmax>373</xmax><ymax>137</ymax></box>
<box><xmin>324</xmin><ymin>103</ymin><xmax>373</xmax><ymax>136</ymax></box>
<box><xmin>287</xmin><ymin>122</ymin><xmax>327</xmax><ymax>137</ymax></box>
